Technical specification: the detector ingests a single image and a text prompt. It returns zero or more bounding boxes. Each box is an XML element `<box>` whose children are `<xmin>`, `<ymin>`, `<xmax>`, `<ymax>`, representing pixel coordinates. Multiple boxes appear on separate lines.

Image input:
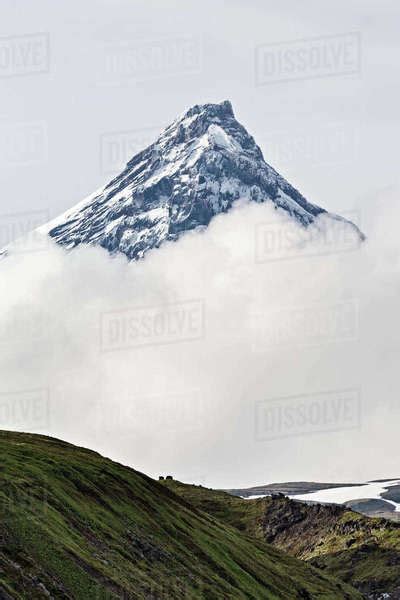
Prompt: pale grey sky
<box><xmin>1</xmin><ymin>0</ymin><xmax>399</xmax><ymax>229</ymax></box>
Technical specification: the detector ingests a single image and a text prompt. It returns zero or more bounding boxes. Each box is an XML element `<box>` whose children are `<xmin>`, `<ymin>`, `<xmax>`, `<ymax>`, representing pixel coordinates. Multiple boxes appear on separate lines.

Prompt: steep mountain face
<box><xmin>0</xmin><ymin>431</ymin><xmax>361</xmax><ymax>600</ymax></box>
<box><xmin>40</xmin><ymin>100</ymin><xmax>363</xmax><ymax>260</ymax></box>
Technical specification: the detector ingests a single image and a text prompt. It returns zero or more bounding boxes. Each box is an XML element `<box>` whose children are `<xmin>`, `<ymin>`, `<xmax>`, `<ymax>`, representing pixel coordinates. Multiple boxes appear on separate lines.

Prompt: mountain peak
<box><xmin>183</xmin><ymin>99</ymin><xmax>234</xmax><ymax>120</ymax></box>
<box><xmin>38</xmin><ymin>100</ymin><xmax>363</xmax><ymax>261</ymax></box>
<box><xmin>147</xmin><ymin>98</ymin><xmax>262</xmax><ymax>165</ymax></box>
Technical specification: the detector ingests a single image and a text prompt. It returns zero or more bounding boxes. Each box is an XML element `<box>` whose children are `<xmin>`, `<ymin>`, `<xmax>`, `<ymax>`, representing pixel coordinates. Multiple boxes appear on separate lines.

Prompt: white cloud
<box><xmin>0</xmin><ymin>193</ymin><xmax>398</xmax><ymax>488</ymax></box>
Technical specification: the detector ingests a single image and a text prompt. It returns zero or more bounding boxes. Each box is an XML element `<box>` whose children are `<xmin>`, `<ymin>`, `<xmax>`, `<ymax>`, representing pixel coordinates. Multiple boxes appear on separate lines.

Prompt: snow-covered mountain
<box><xmin>39</xmin><ymin>100</ymin><xmax>363</xmax><ymax>260</ymax></box>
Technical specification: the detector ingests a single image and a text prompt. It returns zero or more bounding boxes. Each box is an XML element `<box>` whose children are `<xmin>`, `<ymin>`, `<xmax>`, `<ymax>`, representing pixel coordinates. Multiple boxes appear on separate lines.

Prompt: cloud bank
<box><xmin>0</xmin><ymin>193</ymin><xmax>398</xmax><ymax>488</ymax></box>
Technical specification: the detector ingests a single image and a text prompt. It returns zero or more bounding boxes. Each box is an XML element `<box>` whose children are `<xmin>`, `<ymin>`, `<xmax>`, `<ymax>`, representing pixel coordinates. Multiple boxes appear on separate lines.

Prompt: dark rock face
<box><xmin>345</xmin><ymin>498</ymin><xmax>396</xmax><ymax>515</ymax></box>
<box><xmin>43</xmin><ymin>101</ymin><xmax>362</xmax><ymax>260</ymax></box>
<box><xmin>260</xmin><ymin>495</ymin><xmax>400</xmax><ymax>599</ymax></box>
<box><xmin>382</xmin><ymin>485</ymin><xmax>400</xmax><ymax>504</ymax></box>
<box><xmin>260</xmin><ymin>495</ymin><xmax>345</xmax><ymax>551</ymax></box>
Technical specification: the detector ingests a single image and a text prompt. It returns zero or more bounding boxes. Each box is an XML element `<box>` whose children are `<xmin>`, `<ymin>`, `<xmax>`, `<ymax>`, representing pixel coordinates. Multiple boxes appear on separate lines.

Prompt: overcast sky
<box><xmin>1</xmin><ymin>0</ymin><xmax>399</xmax><ymax>225</ymax></box>
<box><xmin>1</xmin><ymin>1</ymin><xmax>400</xmax><ymax>488</ymax></box>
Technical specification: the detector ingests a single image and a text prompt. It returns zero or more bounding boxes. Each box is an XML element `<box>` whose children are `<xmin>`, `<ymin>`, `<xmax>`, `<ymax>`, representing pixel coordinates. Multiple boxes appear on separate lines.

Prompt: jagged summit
<box><xmin>38</xmin><ymin>100</ymin><xmax>363</xmax><ymax>261</ymax></box>
<box><xmin>178</xmin><ymin>99</ymin><xmax>235</xmax><ymax>121</ymax></box>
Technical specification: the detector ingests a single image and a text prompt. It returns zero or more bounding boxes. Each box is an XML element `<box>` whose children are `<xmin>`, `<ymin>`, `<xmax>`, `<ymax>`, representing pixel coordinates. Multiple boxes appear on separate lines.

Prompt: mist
<box><xmin>0</xmin><ymin>191</ymin><xmax>399</xmax><ymax>489</ymax></box>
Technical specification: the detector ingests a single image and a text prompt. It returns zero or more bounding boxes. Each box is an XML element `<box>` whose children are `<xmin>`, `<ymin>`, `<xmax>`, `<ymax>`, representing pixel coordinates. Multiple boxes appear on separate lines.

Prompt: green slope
<box><xmin>161</xmin><ymin>479</ymin><xmax>266</xmax><ymax>538</ymax></box>
<box><xmin>162</xmin><ymin>480</ymin><xmax>400</xmax><ymax>599</ymax></box>
<box><xmin>0</xmin><ymin>431</ymin><xmax>361</xmax><ymax>599</ymax></box>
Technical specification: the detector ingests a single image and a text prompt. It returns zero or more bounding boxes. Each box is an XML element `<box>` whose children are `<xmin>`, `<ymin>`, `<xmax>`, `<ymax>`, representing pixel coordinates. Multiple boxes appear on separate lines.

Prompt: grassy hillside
<box><xmin>161</xmin><ymin>479</ymin><xmax>267</xmax><ymax>538</ymax></box>
<box><xmin>162</xmin><ymin>480</ymin><xmax>400</xmax><ymax>599</ymax></box>
<box><xmin>0</xmin><ymin>431</ymin><xmax>361</xmax><ymax>599</ymax></box>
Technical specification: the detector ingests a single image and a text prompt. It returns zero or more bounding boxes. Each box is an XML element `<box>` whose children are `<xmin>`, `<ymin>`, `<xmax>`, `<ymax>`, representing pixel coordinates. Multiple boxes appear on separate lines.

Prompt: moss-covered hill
<box><xmin>0</xmin><ymin>431</ymin><xmax>361</xmax><ymax>599</ymax></box>
<box><xmin>162</xmin><ymin>479</ymin><xmax>400</xmax><ymax>599</ymax></box>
